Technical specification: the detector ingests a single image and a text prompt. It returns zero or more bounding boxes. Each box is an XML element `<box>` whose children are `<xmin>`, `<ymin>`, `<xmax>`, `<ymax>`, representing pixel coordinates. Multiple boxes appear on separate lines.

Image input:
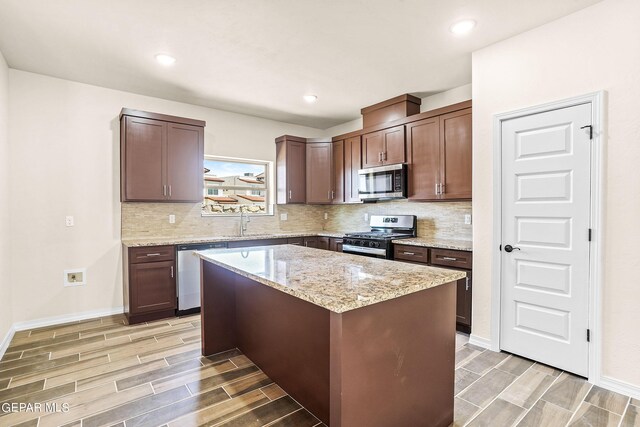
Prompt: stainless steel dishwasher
<box><xmin>176</xmin><ymin>242</ymin><xmax>227</xmax><ymax>315</ymax></box>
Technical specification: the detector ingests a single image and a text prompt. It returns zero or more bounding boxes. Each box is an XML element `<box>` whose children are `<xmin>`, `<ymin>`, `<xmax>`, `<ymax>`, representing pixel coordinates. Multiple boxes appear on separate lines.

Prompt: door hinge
<box><xmin>587</xmin><ymin>329</ymin><xmax>591</xmax><ymax>342</ymax></box>
<box><xmin>580</xmin><ymin>125</ymin><xmax>593</xmax><ymax>140</ymax></box>
<box><xmin>588</xmin><ymin>228</ymin><xmax>592</xmax><ymax>241</ymax></box>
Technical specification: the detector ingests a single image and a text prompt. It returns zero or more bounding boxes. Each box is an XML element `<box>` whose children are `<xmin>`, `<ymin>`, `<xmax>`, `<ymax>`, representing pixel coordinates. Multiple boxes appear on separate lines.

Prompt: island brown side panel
<box><xmin>201</xmin><ymin>262</ymin><xmax>238</xmax><ymax>355</ymax></box>
<box><xmin>331</xmin><ymin>282</ymin><xmax>456</xmax><ymax>427</ymax></box>
<box><xmin>234</xmin><ymin>274</ymin><xmax>331</xmax><ymax>424</ymax></box>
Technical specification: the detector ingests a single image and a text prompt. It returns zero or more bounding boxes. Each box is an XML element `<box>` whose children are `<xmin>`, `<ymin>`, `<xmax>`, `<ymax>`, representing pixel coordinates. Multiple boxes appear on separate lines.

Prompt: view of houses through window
<box><xmin>202</xmin><ymin>156</ymin><xmax>270</xmax><ymax>215</ymax></box>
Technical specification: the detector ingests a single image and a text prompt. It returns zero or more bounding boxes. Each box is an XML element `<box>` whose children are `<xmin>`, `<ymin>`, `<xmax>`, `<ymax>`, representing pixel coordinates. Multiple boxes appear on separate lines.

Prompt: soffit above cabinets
<box><xmin>0</xmin><ymin>0</ymin><xmax>602</xmax><ymax>129</ymax></box>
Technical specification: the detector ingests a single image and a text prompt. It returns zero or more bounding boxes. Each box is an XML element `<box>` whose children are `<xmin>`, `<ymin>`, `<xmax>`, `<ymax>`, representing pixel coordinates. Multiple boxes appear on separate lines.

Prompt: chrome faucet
<box><xmin>240</xmin><ymin>210</ymin><xmax>251</xmax><ymax>236</ymax></box>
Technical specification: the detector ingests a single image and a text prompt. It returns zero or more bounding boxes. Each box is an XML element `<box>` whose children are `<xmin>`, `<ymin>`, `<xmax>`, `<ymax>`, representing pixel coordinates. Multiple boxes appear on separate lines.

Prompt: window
<box><xmin>202</xmin><ymin>156</ymin><xmax>272</xmax><ymax>216</ymax></box>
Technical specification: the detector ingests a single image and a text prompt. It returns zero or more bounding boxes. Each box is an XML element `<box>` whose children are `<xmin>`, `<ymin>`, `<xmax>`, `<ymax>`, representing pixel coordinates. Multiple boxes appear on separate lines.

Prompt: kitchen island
<box><xmin>196</xmin><ymin>245</ymin><xmax>466</xmax><ymax>427</ymax></box>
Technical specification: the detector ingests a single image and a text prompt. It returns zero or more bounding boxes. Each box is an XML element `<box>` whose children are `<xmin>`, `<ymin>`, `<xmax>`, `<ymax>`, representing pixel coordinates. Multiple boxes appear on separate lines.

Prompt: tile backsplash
<box><xmin>121</xmin><ymin>201</ymin><xmax>472</xmax><ymax>241</ymax></box>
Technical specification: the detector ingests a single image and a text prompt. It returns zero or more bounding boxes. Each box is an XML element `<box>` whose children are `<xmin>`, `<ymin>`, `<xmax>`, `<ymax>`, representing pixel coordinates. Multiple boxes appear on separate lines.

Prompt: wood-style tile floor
<box><xmin>0</xmin><ymin>314</ymin><xmax>637</xmax><ymax>427</ymax></box>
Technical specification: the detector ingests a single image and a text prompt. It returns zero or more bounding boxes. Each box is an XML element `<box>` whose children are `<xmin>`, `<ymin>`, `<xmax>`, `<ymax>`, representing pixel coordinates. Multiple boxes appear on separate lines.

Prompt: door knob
<box><xmin>504</xmin><ymin>244</ymin><xmax>521</xmax><ymax>253</ymax></box>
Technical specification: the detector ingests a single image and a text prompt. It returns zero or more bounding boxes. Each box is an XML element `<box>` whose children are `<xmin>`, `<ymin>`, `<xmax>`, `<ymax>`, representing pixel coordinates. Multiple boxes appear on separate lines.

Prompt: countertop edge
<box><xmin>196</xmin><ymin>249</ymin><xmax>467</xmax><ymax>313</ymax></box>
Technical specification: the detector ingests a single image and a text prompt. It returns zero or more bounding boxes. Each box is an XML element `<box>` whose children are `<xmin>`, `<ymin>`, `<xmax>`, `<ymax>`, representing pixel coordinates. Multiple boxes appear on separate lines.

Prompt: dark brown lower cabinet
<box><xmin>455</xmin><ymin>271</ymin><xmax>472</xmax><ymax>333</ymax></box>
<box><xmin>227</xmin><ymin>238</ymin><xmax>287</xmax><ymax>248</ymax></box>
<box><xmin>124</xmin><ymin>245</ymin><xmax>176</xmax><ymax>325</ymax></box>
<box><xmin>393</xmin><ymin>244</ymin><xmax>472</xmax><ymax>333</ymax></box>
<box><xmin>303</xmin><ymin>237</ymin><xmax>319</xmax><ymax>248</ymax></box>
<box><xmin>317</xmin><ymin>237</ymin><xmax>330</xmax><ymax>250</ymax></box>
<box><xmin>330</xmin><ymin>238</ymin><xmax>344</xmax><ymax>252</ymax></box>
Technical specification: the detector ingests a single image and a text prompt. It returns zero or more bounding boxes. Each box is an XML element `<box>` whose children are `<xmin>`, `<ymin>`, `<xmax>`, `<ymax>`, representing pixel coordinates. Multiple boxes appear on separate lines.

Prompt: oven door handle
<box><xmin>342</xmin><ymin>244</ymin><xmax>387</xmax><ymax>256</ymax></box>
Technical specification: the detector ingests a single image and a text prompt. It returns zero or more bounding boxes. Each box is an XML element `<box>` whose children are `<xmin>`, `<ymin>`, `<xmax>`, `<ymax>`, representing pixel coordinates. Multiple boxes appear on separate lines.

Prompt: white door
<box><xmin>500</xmin><ymin>103</ymin><xmax>591</xmax><ymax>376</ymax></box>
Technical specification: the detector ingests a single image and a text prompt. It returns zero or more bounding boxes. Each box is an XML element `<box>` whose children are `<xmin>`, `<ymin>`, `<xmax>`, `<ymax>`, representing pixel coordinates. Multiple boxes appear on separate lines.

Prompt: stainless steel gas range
<box><xmin>342</xmin><ymin>215</ymin><xmax>417</xmax><ymax>259</ymax></box>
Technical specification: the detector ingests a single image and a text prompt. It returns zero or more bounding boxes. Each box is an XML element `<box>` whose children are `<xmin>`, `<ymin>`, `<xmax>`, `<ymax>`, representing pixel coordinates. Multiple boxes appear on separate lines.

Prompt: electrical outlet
<box><xmin>64</xmin><ymin>268</ymin><xmax>86</xmax><ymax>287</ymax></box>
<box><xmin>280</xmin><ymin>213</ymin><xmax>288</xmax><ymax>221</ymax></box>
<box><xmin>169</xmin><ymin>214</ymin><xmax>176</xmax><ymax>224</ymax></box>
<box><xmin>65</xmin><ymin>216</ymin><xmax>74</xmax><ymax>227</ymax></box>
<box><xmin>324</xmin><ymin>212</ymin><xmax>328</xmax><ymax>220</ymax></box>
<box><xmin>364</xmin><ymin>213</ymin><xmax>369</xmax><ymax>221</ymax></box>
<box><xmin>464</xmin><ymin>214</ymin><xmax>472</xmax><ymax>225</ymax></box>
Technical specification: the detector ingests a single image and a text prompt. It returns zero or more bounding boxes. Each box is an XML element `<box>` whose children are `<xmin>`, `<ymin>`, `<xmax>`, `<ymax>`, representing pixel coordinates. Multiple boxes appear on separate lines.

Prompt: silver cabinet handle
<box><xmin>442</xmin><ymin>257</ymin><xmax>458</xmax><ymax>261</ymax></box>
<box><xmin>441</xmin><ymin>183</ymin><xmax>445</xmax><ymax>194</ymax></box>
<box><xmin>170</xmin><ymin>266</ymin><xmax>174</xmax><ymax>278</ymax></box>
<box><xmin>168</xmin><ymin>185</ymin><xmax>171</xmax><ymax>197</ymax></box>
<box><xmin>466</xmin><ymin>277</ymin><xmax>470</xmax><ymax>291</ymax></box>
<box><xmin>163</xmin><ymin>185</ymin><xmax>167</xmax><ymax>196</ymax></box>
<box><xmin>289</xmin><ymin>190</ymin><xmax>292</xmax><ymax>200</ymax></box>
<box><xmin>403</xmin><ymin>252</ymin><xmax>415</xmax><ymax>255</ymax></box>
<box><xmin>435</xmin><ymin>184</ymin><xmax>439</xmax><ymax>195</ymax></box>
<box><xmin>331</xmin><ymin>190</ymin><xmax>335</xmax><ymax>199</ymax></box>
<box><xmin>146</xmin><ymin>253</ymin><xmax>161</xmax><ymax>257</ymax></box>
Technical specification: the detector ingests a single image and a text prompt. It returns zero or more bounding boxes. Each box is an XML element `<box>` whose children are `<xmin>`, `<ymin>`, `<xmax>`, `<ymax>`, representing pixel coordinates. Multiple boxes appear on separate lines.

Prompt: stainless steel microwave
<box><xmin>358</xmin><ymin>163</ymin><xmax>407</xmax><ymax>201</ymax></box>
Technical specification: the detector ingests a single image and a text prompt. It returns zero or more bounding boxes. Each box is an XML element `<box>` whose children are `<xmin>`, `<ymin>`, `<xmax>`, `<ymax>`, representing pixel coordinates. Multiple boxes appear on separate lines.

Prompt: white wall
<box><xmin>0</xmin><ymin>51</ymin><xmax>12</xmax><ymax>344</ymax></box>
<box><xmin>472</xmin><ymin>0</ymin><xmax>640</xmax><ymax>387</ymax></box>
<box><xmin>7</xmin><ymin>70</ymin><xmax>323</xmax><ymax>323</ymax></box>
<box><xmin>323</xmin><ymin>84</ymin><xmax>472</xmax><ymax>137</ymax></box>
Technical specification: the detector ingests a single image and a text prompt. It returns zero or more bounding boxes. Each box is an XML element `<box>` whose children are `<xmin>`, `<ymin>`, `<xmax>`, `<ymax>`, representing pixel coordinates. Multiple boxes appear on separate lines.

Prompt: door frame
<box><xmin>490</xmin><ymin>92</ymin><xmax>605</xmax><ymax>383</ymax></box>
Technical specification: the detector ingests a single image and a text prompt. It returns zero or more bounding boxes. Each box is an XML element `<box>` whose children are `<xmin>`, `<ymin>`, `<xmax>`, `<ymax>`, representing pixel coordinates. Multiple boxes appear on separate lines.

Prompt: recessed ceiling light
<box><xmin>303</xmin><ymin>94</ymin><xmax>318</xmax><ymax>103</ymax></box>
<box><xmin>450</xmin><ymin>19</ymin><xmax>476</xmax><ymax>35</ymax></box>
<box><xmin>155</xmin><ymin>53</ymin><xmax>176</xmax><ymax>66</ymax></box>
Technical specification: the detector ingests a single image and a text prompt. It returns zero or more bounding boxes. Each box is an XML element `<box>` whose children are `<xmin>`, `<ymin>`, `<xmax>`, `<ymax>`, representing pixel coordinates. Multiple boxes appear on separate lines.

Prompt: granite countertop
<box><xmin>196</xmin><ymin>245</ymin><xmax>466</xmax><ymax>313</ymax></box>
<box><xmin>122</xmin><ymin>231</ymin><xmax>346</xmax><ymax>248</ymax></box>
<box><xmin>392</xmin><ymin>237</ymin><xmax>473</xmax><ymax>252</ymax></box>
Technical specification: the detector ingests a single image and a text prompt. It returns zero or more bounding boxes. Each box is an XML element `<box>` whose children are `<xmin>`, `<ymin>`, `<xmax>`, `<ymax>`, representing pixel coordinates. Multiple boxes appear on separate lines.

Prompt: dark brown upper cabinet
<box><xmin>120</xmin><ymin>109</ymin><xmax>205</xmax><ymax>202</ymax></box>
<box><xmin>362</xmin><ymin>125</ymin><xmax>406</xmax><ymax>168</ymax></box>
<box><xmin>306</xmin><ymin>141</ymin><xmax>334</xmax><ymax>204</ymax></box>
<box><xmin>332</xmin><ymin>140</ymin><xmax>345</xmax><ymax>204</ymax></box>
<box><xmin>333</xmin><ymin>136</ymin><xmax>362</xmax><ymax>204</ymax></box>
<box><xmin>406</xmin><ymin>107</ymin><xmax>472</xmax><ymax>201</ymax></box>
<box><xmin>344</xmin><ymin>136</ymin><xmax>362</xmax><ymax>203</ymax></box>
<box><xmin>275</xmin><ymin>135</ymin><xmax>307</xmax><ymax>204</ymax></box>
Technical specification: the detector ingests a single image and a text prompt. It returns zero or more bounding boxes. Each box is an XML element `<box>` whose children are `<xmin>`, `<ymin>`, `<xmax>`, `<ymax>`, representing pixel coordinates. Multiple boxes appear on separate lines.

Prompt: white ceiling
<box><xmin>0</xmin><ymin>0</ymin><xmax>601</xmax><ymax>129</ymax></box>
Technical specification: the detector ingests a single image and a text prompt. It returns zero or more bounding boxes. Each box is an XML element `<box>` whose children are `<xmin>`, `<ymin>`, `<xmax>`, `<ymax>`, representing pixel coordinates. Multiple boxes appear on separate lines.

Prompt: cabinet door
<box><xmin>456</xmin><ymin>271</ymin><xmax>472</xmax><ymax>330</ymax></box>
<box><xmin>344</xmin><ymin>136</ymin><xmax>362</xmax><ymax>203</ymax></box>
<box><xmin>406</xmin><ymin>117</ymin><xmax>440</xmax><ymax>201</ymax></box>
<box><xmin>130</xmin><ymin>261</ymin><xmax>176</xmax><ymax>314</ymax></box>
<box><xmin>166</xmin><ymin>123</ymin><xmax>204</xmax><ymax>202</ymax></box>
<box><xmin>329</xmin><ymin>238</ymin><xmax>344</xmax><ymax>252</ymax></box>
<box><xmin>317</xmin><ymin>237</ymin><xmax>330</xmax><ymax>250</ymax></box>
<box><xmin>287</xmin><ymin>141</ymin><xmax>307</xmax><ymax>203</ymax></box>
<box><xmin>306</xmin><ymin>143</ymin><xmax>333</xmax><ymax>204</ymax></box>
<box><xmin>123</xmin><ymin>116</ymin><xmax>166</xmax><ymax>201</ymax></box>
<box><xmin>362</xmin><ymin>131</ymin><xmax>383</xmax><ymax>168</ymax></box>
<box><xmin>382</xmin><ymin>125</ymin><xmax>405</xmax><ymax>164</ymax></box>
<box><xmin>304</xmin><ymin>237</ymin><xmax>319</xmax><ymax>248</ymax></box>
<box><xmin>332</xmin><ymin>140</ymin><xmax>345</xmax><ymax>204</ymax></box>
<box><xmin>440</xmin><ymin>108</ymin><xmax>472</xmax><ymax>200</ymax></box>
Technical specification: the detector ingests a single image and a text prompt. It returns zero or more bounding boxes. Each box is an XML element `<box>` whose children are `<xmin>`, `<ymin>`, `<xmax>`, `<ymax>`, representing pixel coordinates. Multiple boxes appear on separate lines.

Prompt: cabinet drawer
<box><xmin>393</xmin><ymin>245</ymin><xmax>429</xmax><ymax>264</ymax></box>
<box><xmin>129</xmin><ymin>245</ymin><xmax>175</xmax><ymax>264</ymax></box>
<box><xmin>287</xmin><ymin>237</ymin><xmax>304</xmax><ymax>246</ymax></box>
<box><xmin>430</xmin><ymin>249</ymin><xmax>472</xmax><ymax>269</ymax></box>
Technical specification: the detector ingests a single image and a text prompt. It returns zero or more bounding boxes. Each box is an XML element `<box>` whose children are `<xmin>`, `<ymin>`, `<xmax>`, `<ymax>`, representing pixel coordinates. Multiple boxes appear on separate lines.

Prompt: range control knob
<box><xmin>369</xmin><ymin>241</ymin><xmax>375</xmax><ymax>247</ymax></box>
<box><xmin>373</xmin><ymin>242</ymin><xmax>380</xmax><ymax>248</ymax></box>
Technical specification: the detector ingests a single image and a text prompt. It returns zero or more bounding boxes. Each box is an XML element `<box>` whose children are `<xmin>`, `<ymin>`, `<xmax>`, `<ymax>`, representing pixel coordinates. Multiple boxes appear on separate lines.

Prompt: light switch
<box><xmin>324</xmin><ymin>213</ymin><xmax>328</xmax><ymax>220</ymax></box>
<box><xmin>65</xmin><ymin>216</ymin><xmax>74</xmax><ymax>227</ymax></box>
<box><xmin>280</xmin><ymin>213</ymin><xmax>288</xmax><ymax>221</ymax></box>
<box><xmin>169</xmin><ymin>214</ymin><xmax>176</xmax><ymax>224</ymax></box>
<box><xmin>464</xmin><ymin>214</ymin><xmax>472</xmax><ymax>225</ymax></box>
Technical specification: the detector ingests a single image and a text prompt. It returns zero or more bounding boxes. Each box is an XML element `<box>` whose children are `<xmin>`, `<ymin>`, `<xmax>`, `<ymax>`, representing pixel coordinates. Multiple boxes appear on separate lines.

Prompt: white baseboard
<box><xmin>469</xmin><ymin>333</ymin><xmax>492</xmax><ymax>350</ymax></box>
<box><xmin>599</xmin><ymin>375</ymin><xmax>640</xmax><ymax>401</ymax></box>
<box><xmin>0</xmin><ymin>306</ymin><xmax>124</xmax><ymax>360</ymax></box>
<box><xmin>0</xmin><ymin>324</ymin><xmax>16</xmax><ymax>361</ymax></box>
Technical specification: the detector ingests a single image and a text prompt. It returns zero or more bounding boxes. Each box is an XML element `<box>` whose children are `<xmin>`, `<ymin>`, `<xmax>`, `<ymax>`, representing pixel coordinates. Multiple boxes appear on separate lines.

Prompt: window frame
<box><xmin>201</xmin><ymin>155</ymin><xmax>274</xmax><ymax>217</ymax></box>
